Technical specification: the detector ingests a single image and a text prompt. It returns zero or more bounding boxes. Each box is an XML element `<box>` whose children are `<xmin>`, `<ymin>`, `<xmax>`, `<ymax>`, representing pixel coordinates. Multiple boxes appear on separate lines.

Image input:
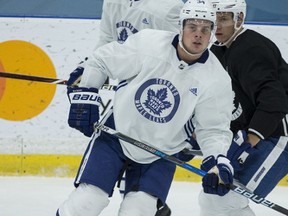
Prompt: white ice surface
<box><xmin>0</xmin><ymin>176</ymin><xmax>287</xmax><ymax>216</ymax></box>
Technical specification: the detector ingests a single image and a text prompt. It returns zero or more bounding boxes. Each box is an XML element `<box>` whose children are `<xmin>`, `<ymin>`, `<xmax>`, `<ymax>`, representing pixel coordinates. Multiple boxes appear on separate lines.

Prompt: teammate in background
<box><xmin>67</xmin><ymin>0</ymin><xmax>184</xmax><ymax>215</ymax></box>
<box><xmin>57</xmin><ymin>0</ymin><xmax>235</xmax><ymax>215</ymax></box>
<box><xmin>67</xmin><ymin>0</ymin><xmax>184</xmax><ymax>88</ymax></box>
<box><xmin>198</xmin><ymin>0</ymin><xmax>288</xmax><ymax>215</ymax></box>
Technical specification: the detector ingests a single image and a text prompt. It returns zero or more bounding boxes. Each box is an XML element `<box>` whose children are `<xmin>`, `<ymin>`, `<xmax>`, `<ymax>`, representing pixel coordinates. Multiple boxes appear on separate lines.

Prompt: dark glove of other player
<box><xmin>67</xmin><ymin>87</ymin><xmax>101</xmax><ymax>137</ymax></box>
<box><xmin>155</xmin><ymin>203</ymin><xmax>171</xmax><ymax>216</ymax></box>
<box><xmin>66</xmin><ymin>57</ymin><xmax>88</xmax><ymax>87</ymax></box>
<box><xmin>201</xmin><ymin>155</ymin><xmax>234</xmax><ymax>196</ymax></box>
<box><xmin>175</xmin><ymin>136</ymin><xmax>200</xmax><ymax>162</ymax></box>
<box><xmin>227</xmin><ymin>130</ymin><xmax>255</xmax><ymax>171</ymax></box>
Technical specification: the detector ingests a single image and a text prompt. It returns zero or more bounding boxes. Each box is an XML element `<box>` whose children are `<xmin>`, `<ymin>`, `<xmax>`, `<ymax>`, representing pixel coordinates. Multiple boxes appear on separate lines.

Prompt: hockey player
<box><xmin>66</xmin><ymin>0</ymin><xmax>184</xmax><ymax>215</ymax></box>
<box><xmin>67</xmin><ymin>0</ymin><xmax>184</xmax><ymax>88</ymax></box>
<box><xmin>57</xmin><ymin>0</ymin><xmax>235</xmax><ymax>215</ymax></box>
<box><xmin>198</xmin><ymin>0</ymin><xmax>288</xmax><ymax>215</ymax></box>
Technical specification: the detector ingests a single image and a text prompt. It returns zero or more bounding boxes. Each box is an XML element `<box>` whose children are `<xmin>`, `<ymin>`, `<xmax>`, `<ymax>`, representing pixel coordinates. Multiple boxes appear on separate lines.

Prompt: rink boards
<box><xmin>0</xmin><ymin>17</ymin><xmax>288</xmax><ymax>185</ymax></box>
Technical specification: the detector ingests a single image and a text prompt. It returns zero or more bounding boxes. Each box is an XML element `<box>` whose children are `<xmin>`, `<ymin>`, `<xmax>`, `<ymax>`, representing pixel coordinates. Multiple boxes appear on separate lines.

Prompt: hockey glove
<box><xmin>155</xmin><ymin>203</ymin><xmax>171</xmax><ymax>216</ymax></box>
<box><xmin>66</xmin><ymin>57</ymin><xmax>88</xmax><ymax>87</ymax></box>
<box><xmin>67</xmin><ymin>87</ymin><xmax>101</xmax><ymax>137</ymax></box>
<box><xmin>201</xmin><ymin>155</ymin><xmax>234</xmax><ymax>196</ymax></box>
<box><xmin>227</xmin><ymin>130</ymin><xmax>255</xmax><ymax>171</ymax></box>
<box><xmin>176</xmin><ymin>136</ymin><xmax>200</xmax><ymax>162</ymax></box>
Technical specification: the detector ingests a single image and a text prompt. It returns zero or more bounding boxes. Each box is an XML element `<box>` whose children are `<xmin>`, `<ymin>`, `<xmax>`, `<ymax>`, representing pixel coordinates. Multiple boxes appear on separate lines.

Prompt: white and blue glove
<box><xmin>227</xmin><ymin>130</ymin><xmax>255</xmax><ymax>171</ymax></box>
<box><xmin>67</xmin><ymin>87</ymin><xmax>101</xmax><ymax>137</ymax></box>
<box><xmin>201</xmin><ymin>155</ymin><xmax>234</xmax><ymax>196</ymax></box>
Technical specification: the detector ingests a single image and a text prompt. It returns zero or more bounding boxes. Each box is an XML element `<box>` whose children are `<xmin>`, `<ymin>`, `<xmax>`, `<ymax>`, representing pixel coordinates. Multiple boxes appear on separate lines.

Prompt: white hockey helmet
<box><xmin>180</xmin><ymin>0</ymin><xmax>216</xmax><ymax>29</ymax></box>
<box><xmin>211</xmin><ymin>0</ymin><xmax>247</xmax><ymax>22</ymax></box>
<box><xmin>178</xmin><ymin>0</ymin><xmax>216</xmax><ymax>57</ymax></box>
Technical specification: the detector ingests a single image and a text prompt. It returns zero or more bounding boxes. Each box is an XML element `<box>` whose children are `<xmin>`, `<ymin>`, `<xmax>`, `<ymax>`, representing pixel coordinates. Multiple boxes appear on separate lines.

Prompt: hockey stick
<box><xmin>95</xmin><ymin>123</ymin><xmax>288</xmax><ymax>215</ymax></box>
<box><xmin>181</xmin><ymin>148</ymin><xmax>203</xmax><ymax>156</ymax></box>
<box><xmin>0</xmin><ymin>71</ymin><xmax>117</xmax><ymax>91</ymax></box>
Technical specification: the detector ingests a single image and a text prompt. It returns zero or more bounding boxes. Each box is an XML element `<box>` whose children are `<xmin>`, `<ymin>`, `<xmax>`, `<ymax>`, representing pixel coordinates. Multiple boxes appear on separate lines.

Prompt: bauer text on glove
<box><xmin>68</xmin><ymin>87</ymin><xmax>101</xmax><ymax>137</ymax></box>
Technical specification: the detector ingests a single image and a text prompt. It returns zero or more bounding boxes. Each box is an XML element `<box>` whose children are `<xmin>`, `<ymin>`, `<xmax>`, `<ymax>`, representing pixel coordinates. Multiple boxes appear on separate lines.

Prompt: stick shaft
<box><xmin>0</xmin><ymin>71</ymin><xmax>67</xmax><ymax>84</ymax></box>
<box><xmin>0</xmin><ymin>71</ymin><xmax>117</xmax><ymax>91</ymax></box>
<box><xmin>95</xmin><ymin>123</ymin><xmax>288</xmax><ymax>215</ymax></box>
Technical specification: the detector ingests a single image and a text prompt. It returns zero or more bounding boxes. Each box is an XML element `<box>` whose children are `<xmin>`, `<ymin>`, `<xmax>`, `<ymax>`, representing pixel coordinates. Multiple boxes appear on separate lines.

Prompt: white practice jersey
<box><xmin>81</xmin><ymin>29</ymin><xmax>233</xmax><ymax>163</ymax></box>
<box><xmin>95</xmin><ymin>0</ymin><xmax>184</xmax><ymax>49</ymax></box>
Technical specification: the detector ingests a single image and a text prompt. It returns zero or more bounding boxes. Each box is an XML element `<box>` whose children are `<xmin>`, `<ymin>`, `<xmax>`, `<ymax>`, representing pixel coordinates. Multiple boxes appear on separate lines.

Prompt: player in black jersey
<box><xmin>198</xmin><ymin>0</ymin><xmax>288</xmax><ymax>215</ymax></box>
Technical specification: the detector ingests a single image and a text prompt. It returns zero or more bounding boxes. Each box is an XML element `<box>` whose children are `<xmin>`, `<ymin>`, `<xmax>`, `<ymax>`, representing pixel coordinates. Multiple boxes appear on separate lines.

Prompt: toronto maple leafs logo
<box><xmin>135</xmin><ymin>78</ymin><xmax>180</xmax><ymax>123</ymax></box>
<box><xmin>116</xmin><ymin>21</ymin><xmax>138</xmax><ymax>43</ymax></box>
<box><xmin>143</xmin><ymin>88</ymin><xmax>172</xmax><ymax>116</ymax></box>
<box><xmin>118</xmin><ymin>29</ymin><xmax>129</xmax><ymax>43</ymax></box>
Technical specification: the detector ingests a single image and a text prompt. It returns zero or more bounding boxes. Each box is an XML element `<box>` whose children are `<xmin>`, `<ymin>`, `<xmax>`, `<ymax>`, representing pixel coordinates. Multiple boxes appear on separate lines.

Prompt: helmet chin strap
<box><xmin>179</xmin><ymin>40</ymin><xmax>206</xmax><ymax>57</ymax></box>
<box><xmin>214</xmin><ymin>20</ymin><xmax>243</xmax><ymax>47</ymax></box>
<box><xmin>179</xmin><ymin>30</ymin><xmax>215</xmax><ymax>57</ymax></box>
<box><xmin>178</xmin><ymin>30</ymin><xmax>209</xmax><ymax>58</ymax></box>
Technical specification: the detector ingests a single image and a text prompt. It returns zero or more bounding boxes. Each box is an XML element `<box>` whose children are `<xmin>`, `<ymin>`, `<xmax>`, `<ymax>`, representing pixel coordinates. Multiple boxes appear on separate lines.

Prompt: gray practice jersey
<box><xmin>81</xmin><ymin>29</ymin><xmax>233</xmax><ymax>163</ymax></box>
<box><xmin>95</xmin><ymin>0</ymin><xmax>184</xmax><ymax>49</ymax></box>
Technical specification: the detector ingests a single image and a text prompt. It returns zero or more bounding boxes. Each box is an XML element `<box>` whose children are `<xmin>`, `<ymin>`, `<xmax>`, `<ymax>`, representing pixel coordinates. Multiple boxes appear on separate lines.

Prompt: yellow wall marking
<box><xmin>0</xmin><ymin>40</ymin><xmax>56</xmax><ymax>121</ymax></box>
<box><xmin>0</xmin><ymin>154</ymin><xmax>287</xmax><ymax>186</ymax></box>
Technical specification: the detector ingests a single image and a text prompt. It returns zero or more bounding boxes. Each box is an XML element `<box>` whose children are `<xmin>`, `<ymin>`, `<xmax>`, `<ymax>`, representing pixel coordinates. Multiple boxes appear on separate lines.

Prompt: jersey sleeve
<box><xmin>79</xmin><ymin>31</ymin><xmax>143</xmax><ymax>88</ymax></box>
<box><xmin>194</xmin><ymin>74</ymin><xmax>233</xmax><ymax>158</ymax></box>
<box><xmin>235</xmin><ymin>45</ymin><xmax>288</xmax><ymax>138</ymax></box>
<box><xmin>93</xmin><ymin>1</ymin><xmax>115</xmax><ymax>50</ymax></box>
<box><xmin>162</xmin><ymin>1</ymin><xmax>183</xmax><ymax>32</ymax></box>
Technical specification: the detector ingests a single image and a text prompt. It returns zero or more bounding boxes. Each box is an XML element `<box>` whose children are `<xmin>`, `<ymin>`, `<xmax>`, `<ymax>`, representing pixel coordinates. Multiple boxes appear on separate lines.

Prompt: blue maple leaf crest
<box><xmin>143</xmin><ymin>88</ymin><xmax>172</xmax><ymax>116</ymax></box>
<box><xmin>118</xmin><ymin>28</ymin><xmax>129</xmax><ymax>43</ymax></box>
